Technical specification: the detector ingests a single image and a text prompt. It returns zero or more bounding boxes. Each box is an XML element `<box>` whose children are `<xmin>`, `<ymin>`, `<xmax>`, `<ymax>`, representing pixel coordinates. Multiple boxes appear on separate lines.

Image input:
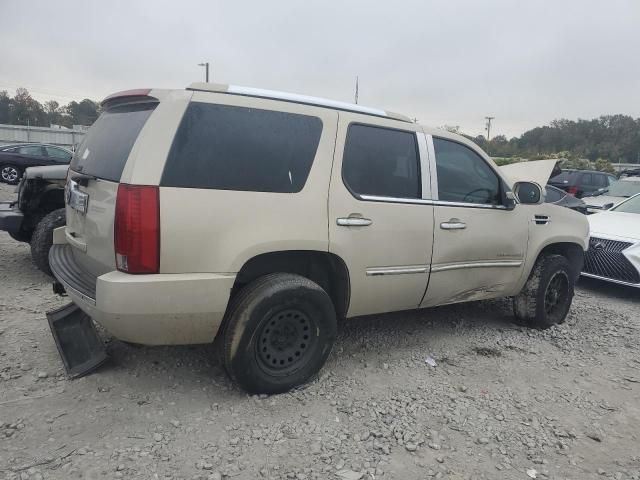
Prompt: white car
<box><xmin>583</xmin><ymin>193</ymin><xmax>640</xmax><ymax>287</ymax></box>
<box><xmin>584</xmin><ymin>176</ymin><xmax>640</xmax><ymax>213</ymax></box>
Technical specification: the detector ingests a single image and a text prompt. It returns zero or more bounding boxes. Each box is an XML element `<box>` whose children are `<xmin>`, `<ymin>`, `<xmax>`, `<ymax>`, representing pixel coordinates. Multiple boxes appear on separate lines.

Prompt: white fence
<box><xmin>0</xmin><ymin>123</ymin><xmax>87</xmax><ymax>150</ymax></box>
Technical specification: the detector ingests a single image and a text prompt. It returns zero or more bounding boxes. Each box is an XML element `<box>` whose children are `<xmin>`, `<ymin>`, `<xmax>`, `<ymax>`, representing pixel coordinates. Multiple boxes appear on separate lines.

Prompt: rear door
<box><xmin>65</xmin><ymin>97</ymin><xmax>163</xmax><ymax>276</ymax></box>
<box><xmin>328</xmin><ymin>115</ymin><xmax>434</xmax><ymax>317</ymax></box>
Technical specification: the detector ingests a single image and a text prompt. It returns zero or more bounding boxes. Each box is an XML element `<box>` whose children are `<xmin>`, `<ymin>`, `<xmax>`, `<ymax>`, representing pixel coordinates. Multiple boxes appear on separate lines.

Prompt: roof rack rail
<box><xmin>187</xmin><ymin>83</ymin><xmax>412</xmax><ymax>123</ymax></box>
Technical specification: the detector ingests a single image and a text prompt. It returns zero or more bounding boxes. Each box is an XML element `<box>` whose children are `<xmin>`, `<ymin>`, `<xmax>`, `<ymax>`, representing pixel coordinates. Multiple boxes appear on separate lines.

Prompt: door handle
<box><xmin>440</xmin><ymin>220</ymin><xmax>466</xmax><ymax>230</ymax></box>
<box><xmin>337</xmin><ymin>217</ymin><xmax>372</xmax><ymax>227</ymax></box>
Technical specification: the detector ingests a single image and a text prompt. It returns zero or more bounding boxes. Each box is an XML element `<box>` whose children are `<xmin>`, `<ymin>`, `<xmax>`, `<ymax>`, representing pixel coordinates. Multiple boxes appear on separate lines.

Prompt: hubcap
<box><xmin>256</xmin><ymin>308</ymin><xmax>315</xmax><ymax>375</ymax></box>
<box><xmin>1</xmin><ymin>166</ymin><xmax>18</xmax><ymax>182</ymax></box>
<box><xmin>544</xmin><ymin>271</ymin><xmax>569</xmax><ymax>318</ymax></box>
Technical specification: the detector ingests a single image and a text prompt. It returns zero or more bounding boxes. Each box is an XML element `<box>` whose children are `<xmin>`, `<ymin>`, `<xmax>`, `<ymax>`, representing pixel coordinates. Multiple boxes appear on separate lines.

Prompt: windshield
<box><xmin>612</xmin><ymin>194</ymin><xmax>640</xmax><ymax>214</ymax></box>
<box><xmin>607</xmin><ymin>179</ymin><xmax>640</xmax><ymax>197</ymax></box>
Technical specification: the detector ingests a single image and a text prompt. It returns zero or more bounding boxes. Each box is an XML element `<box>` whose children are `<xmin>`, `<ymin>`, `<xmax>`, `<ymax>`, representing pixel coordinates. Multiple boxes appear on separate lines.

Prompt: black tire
<box><xmin>1</xmin><ymin>164</ymin><xmax>22</xmax><ymax>184</ymax></box>
<box><xmin>222</xmin><ymin>273</ymin><xmax>337</xmax><ymax>394</ymax></box>
<box><xmin>513</xmin><ymin>254</ymin><xmax>574</xmax><ymax>329</ymax></box>
<box><xmin>30</xmin><ymin>208</ymin><xmax>66</xmax><ymax>276</ymax></box>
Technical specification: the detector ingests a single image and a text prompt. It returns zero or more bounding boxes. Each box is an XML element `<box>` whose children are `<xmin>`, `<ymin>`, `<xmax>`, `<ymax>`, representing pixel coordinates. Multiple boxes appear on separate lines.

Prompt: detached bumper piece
<box><xmin>46</xmin><ymin>303</ymin><xmax>108</xmax><ymax>378</ymax></box>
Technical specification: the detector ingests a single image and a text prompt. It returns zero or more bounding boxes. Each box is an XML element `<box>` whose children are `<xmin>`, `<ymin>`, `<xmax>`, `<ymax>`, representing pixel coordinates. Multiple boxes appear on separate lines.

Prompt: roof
<box><xmin>187</xmin><ymin>83</ymin><xmax>412</xmax><ymax>123</ymax></box>
<box><xmin>0</xmin><ymin>142</ymin><xmax>72</xmax><ymax>152</ymax></box>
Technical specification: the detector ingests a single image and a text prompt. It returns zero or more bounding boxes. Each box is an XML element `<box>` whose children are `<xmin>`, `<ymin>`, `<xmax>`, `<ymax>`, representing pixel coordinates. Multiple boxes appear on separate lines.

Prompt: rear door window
<box><xmin>18</xmin><ymin>146</ymin><xmax>44</xmax><ymax>156</ymax></box>
<box><xmin>342</xmin><ymin>124</ymin><xmax>420</xmax><ymax>199</ymax></box>
<box><xmin>161</xmin><ymin>103</ymin><xmax>323</xmax><ymax>193</ymax></box>
<box><xmin>70</xmin><ymin>102</ymin><xmax>157</xmax><ymax>182</ymax></box>
<box><xmin>45</xmin><ymin>146</ymin><xmax>72</xmax><ymax>162</ymax></box>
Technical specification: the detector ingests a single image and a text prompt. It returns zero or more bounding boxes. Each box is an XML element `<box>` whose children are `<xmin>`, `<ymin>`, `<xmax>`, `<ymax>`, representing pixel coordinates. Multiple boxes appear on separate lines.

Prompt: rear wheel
<box><xmin>1</xmin><ymin>165</ymin><xmax>21</xmax><ymax>184</ymax></box>
<box><xmin>30</xmin><ymin>208</ymin><xmax>66</xmax><ymax>276</ymax></box>
<box><xmin>513</xmin><ymin>254</ymin><xmax>574</xmax><ymax>329</ymax></box>
<box><xmin>222</xmin><ymin>273</ymin><xmax>337</xmax><ymax>394</ymax></box>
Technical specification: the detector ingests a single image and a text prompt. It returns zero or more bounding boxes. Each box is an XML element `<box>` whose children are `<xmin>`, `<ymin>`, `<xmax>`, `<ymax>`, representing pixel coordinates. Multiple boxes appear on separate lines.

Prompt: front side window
<box><xmin>433</xmin><ymin>138</ymin><xmax>501</xmax><ymax>205</ymax></box>
<box><xmin>18</xmin><ymin>146</ymin><xmax>43</xmax><ymax>156</ymax></box>
<box><xmin>342</xmin><ymin>124</ymin><xmax>420</xmax><ymax>199</ymax></box>
<box><xmin>162</xmin><ymin>103</ymin><xmax>323</xmax><ymax>193</ymax></box>
<box><xmin>45</xmin><ymin>146</ymin><xmax>72</xmax><ymax>162</ymax></box>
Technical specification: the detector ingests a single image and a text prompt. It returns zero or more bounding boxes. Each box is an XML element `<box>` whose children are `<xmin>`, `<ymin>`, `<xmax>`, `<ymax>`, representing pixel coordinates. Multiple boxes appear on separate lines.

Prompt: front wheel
<box><xmin>222</xmin><ymin>273</ymin><xmax>337</xmax><ymax>394</ymax></box>
<box><xmin>513</xmin><ymin>254</ymin><xmax>574</xmax><ymax>329</ymax></box>
<box><xmin>1</xmin><ymin>165</ymin><xmax>22</xmax><ymax>184</ymax></box>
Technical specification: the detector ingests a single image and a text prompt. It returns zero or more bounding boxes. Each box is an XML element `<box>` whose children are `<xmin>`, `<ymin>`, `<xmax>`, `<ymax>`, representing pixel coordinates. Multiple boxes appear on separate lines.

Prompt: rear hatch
<box><xmin>65</xmin><ymin>94</ymin><xmax>159</xmax><ymax>277</ymax></box>
<box><xmin>548</xmin><ymin>170</ymin><xmax>578</xmax><ymax>191</ymax></box>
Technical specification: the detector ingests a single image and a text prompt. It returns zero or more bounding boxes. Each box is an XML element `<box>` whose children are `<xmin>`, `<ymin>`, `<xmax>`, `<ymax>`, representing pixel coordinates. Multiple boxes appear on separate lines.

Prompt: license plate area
<box><xmin>66</xmin><ymin>179</ymin><xmax>89</xmax><ymax>214</ymax></box>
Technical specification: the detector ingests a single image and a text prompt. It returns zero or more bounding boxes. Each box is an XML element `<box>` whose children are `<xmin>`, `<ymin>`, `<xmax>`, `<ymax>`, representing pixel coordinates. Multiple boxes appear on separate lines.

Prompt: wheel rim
<box><xmin>1</xmin><ymin>166</ymin><xmax>18</xmax><ymax>182</ymax></box>
<box><xmin>544</xmin><ymin>271</ymin><xmax>569</xmax><ymax>320</ymax></box>
<box><xmin>255</xmin><ymin>308</ymin><xmax>316</xmax><ymax>376</ymax></box>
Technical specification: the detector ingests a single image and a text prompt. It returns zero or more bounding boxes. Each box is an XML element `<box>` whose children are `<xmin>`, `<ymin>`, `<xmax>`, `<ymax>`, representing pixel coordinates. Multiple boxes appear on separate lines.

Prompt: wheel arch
<box><xmin>536</xmin><ymin>241</ymin><xmax>584</xmax><ymax>281</ymax></box>
<box><xmin>231</xmin><ymin>250</ymin><xmax>351</xmax><ymax>319</ymax></box>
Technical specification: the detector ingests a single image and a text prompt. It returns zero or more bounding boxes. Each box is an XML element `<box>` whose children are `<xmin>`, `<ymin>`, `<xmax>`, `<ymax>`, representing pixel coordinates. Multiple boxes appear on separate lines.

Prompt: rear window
<box><xmin>161</xmin><ymin>103</ymin><xmax>322</xmax><ymax>193</ymax></box>
<box><xmin>550</xmin><ymin>171</ymin><xmax>578</xmax><ymax>184</ymax></box>
<box><xmin>70</xmin><ymin>102</ymin><xmax>157</xmax><ymax>182</ymax></box>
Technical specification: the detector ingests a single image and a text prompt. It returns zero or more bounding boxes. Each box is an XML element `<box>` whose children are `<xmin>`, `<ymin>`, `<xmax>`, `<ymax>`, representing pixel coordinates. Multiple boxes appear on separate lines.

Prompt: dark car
<box><xmin>548</xmin><ymin>169</ymin><xmax>616</xmax><ymax>198</ymax></box>
<box><xmin>0</xmin><ymin>143</ymin><xmax>73</xmax><ymax>184</ymax></box>
<box><xmin>545</xmin><ymin>184</ymin><xmax>588</xmax><ymax>214</ymax></box>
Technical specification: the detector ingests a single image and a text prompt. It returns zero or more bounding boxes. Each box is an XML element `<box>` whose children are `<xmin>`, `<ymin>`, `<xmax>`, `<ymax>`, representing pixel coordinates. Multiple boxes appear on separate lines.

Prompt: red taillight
<box><xmin>566</xmin><ymin>186</ymin><xmax>578</xmax><ymax>196</ymax></box>
<box><xmin>114</xmin><ymin>184</ymin><xmax>160</xmax><ymax>274</ymax></box>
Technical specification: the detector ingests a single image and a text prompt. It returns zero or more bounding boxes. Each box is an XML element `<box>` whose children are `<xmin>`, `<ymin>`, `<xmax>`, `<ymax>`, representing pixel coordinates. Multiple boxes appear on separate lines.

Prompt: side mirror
<box><xmin>514</xmin><ymin>181</ymin><xmax>543</xmax><ymax>205</ymax></box>
<box><xmin>504</xmin><ymin>191</ymin><xmax>517</xmax><ymax>210</ymax></box>
<box><xmin>603</xmin><ymin>202</ymin><xmax>614</xmax><ymax>210</ymax></box>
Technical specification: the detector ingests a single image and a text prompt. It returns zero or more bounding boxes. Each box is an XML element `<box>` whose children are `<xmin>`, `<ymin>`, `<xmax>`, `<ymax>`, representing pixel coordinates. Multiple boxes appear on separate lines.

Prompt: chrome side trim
<box><xmin>580</xmin><ymin>272</ymin><xmax>640</xmax><ymax>288</ymax></box>
<box><xmin>366</xmin><ymin>265</ymin><xmax>430</xmax><ymax>276</ymax></box>
<box><xmin>416</xmin><ymin>132</ymin><xmax>431</xmax><ymax>200</ymax></box>
<box><xmin>359</xmin><ymin>194</ymin><xmax>509</xmax><ymax>210</ymax></box>
<box><xmin>430</xmin><ymin>260</ymin><xmax>522</xmax><ymax>273</ymax></box>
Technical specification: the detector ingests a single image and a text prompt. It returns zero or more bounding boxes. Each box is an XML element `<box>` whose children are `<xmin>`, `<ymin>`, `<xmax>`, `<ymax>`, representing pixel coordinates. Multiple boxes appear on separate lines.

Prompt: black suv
<box><xmin>548</xmin><ymin>169</ymin><xmax>616</xmax><ymax>198</ymax></box>
<box><xmin>0</xmin><ymin>143</ymin><xmax>73</xmax><ymax>184</ymax></box>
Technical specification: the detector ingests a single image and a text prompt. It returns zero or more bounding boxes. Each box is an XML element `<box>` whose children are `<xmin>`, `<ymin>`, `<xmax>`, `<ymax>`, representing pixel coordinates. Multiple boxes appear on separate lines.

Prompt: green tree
<box><xmin>9</xmin><ymin>88</ymin><xmax>47</xmax><ymax>126</ymax></box>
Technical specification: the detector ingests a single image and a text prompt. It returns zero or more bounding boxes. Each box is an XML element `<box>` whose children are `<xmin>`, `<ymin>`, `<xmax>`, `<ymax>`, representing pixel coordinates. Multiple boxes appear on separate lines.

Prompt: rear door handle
<box><xmin>440</xmin><ymin>220</ymin><xmax>466</xmax><ymax>230</ymax></box>
<box><xmin>337</xmin><ymin>217</ymin><xmax>372</xmax><ymax>227</ymax></box>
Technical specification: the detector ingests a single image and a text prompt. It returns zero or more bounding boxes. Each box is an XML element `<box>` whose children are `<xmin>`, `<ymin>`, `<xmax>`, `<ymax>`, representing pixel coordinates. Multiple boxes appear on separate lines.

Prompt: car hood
<box><xmin>24</xmin><ymin>165</ymin><xmax>69</xmax><ymax>180</ymax></box>
<box><xmin>584</xmin><ymin>195</ymin><xmax>627</xmax><ymax>208</ymax></box>
<box><xmin>500</xmin><ymin>159</ymin><xmax>558</xmax><ymax>188</ymax></box>
<box><xmin>588</xmin><ymin>211</ymin><xmax>640</xmax><ymax>241</ymax></box>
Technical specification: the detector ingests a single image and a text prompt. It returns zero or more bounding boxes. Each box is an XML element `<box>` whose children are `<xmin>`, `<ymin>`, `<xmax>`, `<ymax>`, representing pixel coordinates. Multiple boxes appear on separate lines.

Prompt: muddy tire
<box><xmin>222</xmin><ymin>273</ymin><xmax>337</xmax><ymax>394</ymax></box>
<box><xmin>513</xmin><ymin>254</ymin><xmax>574</xmax><ymax>329</ymax></box>
<box><xmin>30</xmin><ymin>208</ymin><xmax>65</xmax><ymax>276</ymax></box>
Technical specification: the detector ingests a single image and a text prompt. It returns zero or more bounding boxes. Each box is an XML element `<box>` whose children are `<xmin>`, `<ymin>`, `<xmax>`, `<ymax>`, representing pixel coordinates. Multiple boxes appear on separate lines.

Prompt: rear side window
<box><xmin>342</xmin><ymin>124</ymin><xmax>420</xmax><ymax>199</ymax></box>
<box><xmin>550</xmin><ymin>171</ymin><xmax>577</xmax><ymax>184</ymax></box>
<box><xmin>70</xmin><ymin>102</ymin><xmax>157</xmax><ymax>182</ymax></box>
<box><xmin>45</xmin><ymin>146</ymin><xmax>72</xmax><ymax>162</ymax></box>
<box><xmin>161</xmin><ymin>103</ymin><xmax>323</xmax><ymax>193</ymax></box>
<box><xmin>544</xmin><ymin>186</ymin><xmax>564</xmax><ymax>202</ymax></box>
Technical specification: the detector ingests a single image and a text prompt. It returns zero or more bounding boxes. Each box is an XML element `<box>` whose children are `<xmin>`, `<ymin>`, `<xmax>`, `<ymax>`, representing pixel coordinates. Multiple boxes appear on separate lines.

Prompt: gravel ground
<box><xmin>1</xmin><ymin>182</ymin><xmax>639</xmax><ymax>480</ymax></box>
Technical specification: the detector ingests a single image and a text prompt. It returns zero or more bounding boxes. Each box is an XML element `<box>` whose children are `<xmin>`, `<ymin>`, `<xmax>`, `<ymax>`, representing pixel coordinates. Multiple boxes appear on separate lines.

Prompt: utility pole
<box><xmin>485</xmin><ymin>116</ymin><xmax>495</xmax><ymax>141</ymax></box>
<box><xmin>198</xmin><ymin>62</ymin><xmax>210</xmax><ymax>83</ymax></box>
<box><xmin>354</xmin><ymin>76</ymin><xmax>359</xmax><ymax>104</ymax></box>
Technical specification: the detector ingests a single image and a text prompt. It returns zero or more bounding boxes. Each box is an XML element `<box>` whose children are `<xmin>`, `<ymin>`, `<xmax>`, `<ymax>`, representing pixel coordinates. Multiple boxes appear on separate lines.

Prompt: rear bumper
<box><xmin>49</xmin><ymin>243</ymin><xmax>236</xmax><ymax>345</ymax></box>
<box><xmin>0</xmin><ymin>202</ymin><xmax>24</xmax><ymax>234</ymax></box>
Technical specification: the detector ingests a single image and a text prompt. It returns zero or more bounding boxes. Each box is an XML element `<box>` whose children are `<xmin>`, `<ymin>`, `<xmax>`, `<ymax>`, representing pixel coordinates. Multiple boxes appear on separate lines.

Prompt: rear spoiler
<box><xmin>101</xmin><ymin>89</ymin><xmax>158</xmax><ymax>108</ymax></box>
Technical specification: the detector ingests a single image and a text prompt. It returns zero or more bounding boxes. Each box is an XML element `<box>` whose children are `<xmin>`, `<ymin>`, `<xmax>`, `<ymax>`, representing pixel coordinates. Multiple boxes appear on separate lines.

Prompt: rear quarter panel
<box><xmin>158</xmin><ymin>93</ymin><xmax>339</xmax><ymax>274</ymax></box>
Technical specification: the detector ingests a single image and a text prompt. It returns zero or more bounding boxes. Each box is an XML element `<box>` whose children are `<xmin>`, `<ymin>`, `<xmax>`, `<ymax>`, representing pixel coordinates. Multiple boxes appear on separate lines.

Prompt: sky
<box><xmin>1</xmin><ymin>0</ymin><xmax>639</xmax><ymax>138</ymax></box>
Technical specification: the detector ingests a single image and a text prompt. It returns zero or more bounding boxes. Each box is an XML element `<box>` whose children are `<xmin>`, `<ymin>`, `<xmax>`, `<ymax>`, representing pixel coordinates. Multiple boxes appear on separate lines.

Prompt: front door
<box><xmin>421</xmin><ymin>135</ymin><xmax>529</xmax><ymax>307</ymax></box>
<box><xmin>329</xmin><ymin>114</ymin><xmax>434</xmax><ymax>317</ymax></box>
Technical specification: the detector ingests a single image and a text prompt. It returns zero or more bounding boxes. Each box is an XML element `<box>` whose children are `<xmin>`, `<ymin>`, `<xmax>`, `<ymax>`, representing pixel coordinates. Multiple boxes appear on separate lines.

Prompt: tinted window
<box><xmin>550</xmin><ymin>171</ymin><xmax>578</xmax><ymax>184</ymax></box>
<box><xmin>593</xmin><ymin>174</ymin><xmax>608</xmax><ymax>188</ymax></box>
<box><xmin>433</xmin><ymin>138</ymin><xmax>501</xmax><ymax>205</ymax></box>
<box><xmin>544</xmin><ymin>186</ymin><xmax>565</xmax><ymax>202</ymax></box>
<box><xmin>70</xmin><ymin>102</ymin><xmax>157</xmax><ymax>181</ymax></box>
<box><xmin>162</xmin><ymin>103</ymin><xmax>322</xmax><ymax>193</ymax></box>
<box><xmin>45</xmin><ymin>146</ymin><xmax>72</xmax><ymax>162</ymax></box>
<box><xmin>580</xmin><ymin>172</ymin><xmax>594</xmax><ymax>186</ymax></box>
<box><xmin>18</xmin><ymin>146</ymin><xmax>43</xmax><ymax>156</ymax></box>
<box><xmin>342</xmin><ymin>125</ymin><xmax>420</xmax><ymax>199</ymax></box>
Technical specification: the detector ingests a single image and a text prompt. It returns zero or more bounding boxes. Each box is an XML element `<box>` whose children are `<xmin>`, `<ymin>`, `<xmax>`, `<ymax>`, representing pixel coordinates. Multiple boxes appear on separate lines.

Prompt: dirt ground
<box><xmin>1</xmin><ymin>182</ymin><xmax>639</xmax><ymax>480</ymax></box>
